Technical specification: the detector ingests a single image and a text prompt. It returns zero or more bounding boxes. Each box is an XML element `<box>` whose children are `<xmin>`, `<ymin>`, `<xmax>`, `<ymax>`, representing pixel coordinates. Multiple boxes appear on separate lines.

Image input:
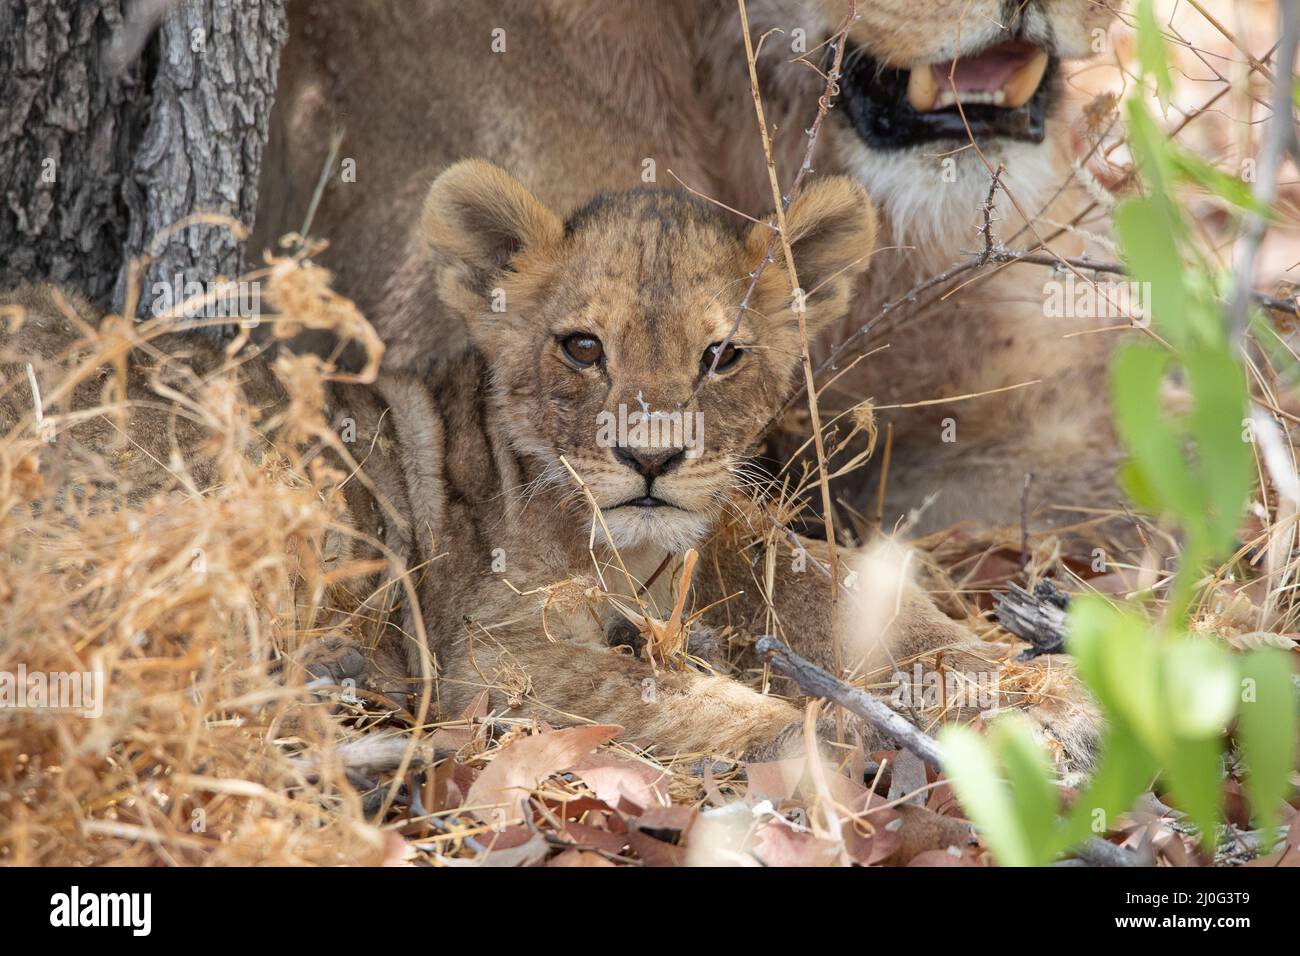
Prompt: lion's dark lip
<box><xmin>617</xmin><ymin>495</ymin><xmax>676</xmax><ymax>509</ymax></box>
<box><xmin>837</xmin><ymin>40</ymin><xmax>1058</xmax><ymax>150</ymax></box>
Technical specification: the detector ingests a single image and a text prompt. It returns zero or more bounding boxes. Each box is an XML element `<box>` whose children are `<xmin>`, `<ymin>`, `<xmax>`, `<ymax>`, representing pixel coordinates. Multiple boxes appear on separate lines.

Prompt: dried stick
<box><xmin>770</xmin><ymin>236</ymin><xmax>1296</xmax><ymax>423</ymax></box>
<box><xmin>995</xmin><ymin>580</ymin><xmax>1070</xmax><ymax>659</ymax></box>
<box><xmin>756</xmin><ymin>636</ymin><xmax>944</xmax><ymax>766</ymax></box>
<box><xmin>1227</xmin><ymin>0</ymin><xmax>1300</xmax><ymax>347</ymax></box>
<box><xmin>755</xmin><ymin>635</ymin><xmax>1139</xmax><ymax>867</ymax></box>
<box><xmin>736</xmin><ymin>1</ymin><xmax>853</xmax><ymax>738</ymax></box>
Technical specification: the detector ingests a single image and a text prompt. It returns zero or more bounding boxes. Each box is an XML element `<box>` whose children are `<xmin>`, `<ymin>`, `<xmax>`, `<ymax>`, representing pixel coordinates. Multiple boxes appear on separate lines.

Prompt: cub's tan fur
<box><xmin>4</xmin><ymin>164</ymin><xmax>1098</xmax><ymax>765</ymax></box>
<box><xmin>255</xmin><ymin>0</ymin><xmax>1130</xmax><ymax>540</ymax></box>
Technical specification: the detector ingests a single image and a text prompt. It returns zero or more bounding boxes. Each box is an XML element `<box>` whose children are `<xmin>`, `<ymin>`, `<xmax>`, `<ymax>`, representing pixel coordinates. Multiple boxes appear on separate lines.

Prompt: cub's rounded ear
<box><xmin>746</xmin><ymin>176</ymin><xmax>877</xmax><ymax>331</ymax></box>
<box><xmin>422</xmin><ymin>159</ymin><xmax>564</xmax><ymax>296</ymax></box>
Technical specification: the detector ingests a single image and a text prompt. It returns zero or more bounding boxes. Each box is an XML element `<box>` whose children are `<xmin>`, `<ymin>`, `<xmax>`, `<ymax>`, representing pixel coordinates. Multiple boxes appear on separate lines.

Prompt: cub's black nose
<box><xmin>613</xmin><ymin>445</ymin><xmax>685</xmax><ymax>480</ymax></box>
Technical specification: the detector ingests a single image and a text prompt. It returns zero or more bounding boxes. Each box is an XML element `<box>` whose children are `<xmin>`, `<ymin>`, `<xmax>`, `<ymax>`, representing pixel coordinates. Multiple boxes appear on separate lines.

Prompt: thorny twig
<box><xmin>774</xmin><ymin>244</ymin><xmax>1300</xmax><ymax>426</ymax></box>
<box><xmin>1007</xmin><ymin>34</ymin><xmax>1283</xmax><ymax>259</ymax></box>
<box><xmin>693</xmin><ymin>3</ymin><xmax>858</xmax><ymax>393</ymax></box>
<box><xmin>774</xmin><ymin>16</ymin><xmax>1300</xmax><ymax>427</ymax></box>
<box><xmin>977</xmin><ymin>165</ymin><xmax>1007</xmax><ymax>262</ymax></box>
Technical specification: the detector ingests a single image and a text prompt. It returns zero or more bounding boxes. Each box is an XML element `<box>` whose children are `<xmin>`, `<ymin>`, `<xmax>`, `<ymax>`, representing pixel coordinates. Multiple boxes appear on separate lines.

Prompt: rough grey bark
<box><xmin>0</xmin><ymin>0</ymin><xmax>287</xmax><ymax>320</ymax></box>
<box><xmin>0</xmin><ymin>1</ymin><xmax>144</xmax><ymax>304</ymax></box>
<box><xmin>994</xmin><ymin>579</ymin><xmax>1070</xmax><ymax>659</ymax></box>
<box><xmin>120</xmin><ymin>0</ymin><xmax>287</xmax><ymax>320</ymax></box>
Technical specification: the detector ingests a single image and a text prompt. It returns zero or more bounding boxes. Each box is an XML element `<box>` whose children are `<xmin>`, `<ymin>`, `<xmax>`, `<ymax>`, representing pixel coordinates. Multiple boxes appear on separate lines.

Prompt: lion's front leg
<box><xmin>696</xmin><ymin>531</ymin><xmax>973</xmax><ymax>679</ymax></box>
<box><xmin>696</xmin><ymin>532</ymin><xmax>1101</xmax><ymax>774</ymax></box>
<box><xmin>435</xmin><ymin>636</ymin><xmax>803</xmax><ymax>758</ymax></box>
<box><xmin>877</xmin><ymin>414</ymin><xmax>1129</xmax><ymax>548</ymax></box>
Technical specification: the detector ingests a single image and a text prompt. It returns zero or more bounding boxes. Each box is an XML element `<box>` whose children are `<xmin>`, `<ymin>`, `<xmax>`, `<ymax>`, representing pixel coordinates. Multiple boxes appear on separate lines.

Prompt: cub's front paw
<box><xmin>741</xmin><ymin>712</ymin><xmax>886</xmax><ymax>766</ymax></box>
<box><xmin>742</xmin><ymin>715</ymin><xmax>835</xmax><ymax>763</ymax></box>
<box><xmin>1016</xmin><ymin>664</ymin><xmax>1103</xmax><ymax>785</ymax></box>
<box><xmin>293</xmin><ymin>635</ymin><xmax>371</xmax><ymax>688</ymax></box>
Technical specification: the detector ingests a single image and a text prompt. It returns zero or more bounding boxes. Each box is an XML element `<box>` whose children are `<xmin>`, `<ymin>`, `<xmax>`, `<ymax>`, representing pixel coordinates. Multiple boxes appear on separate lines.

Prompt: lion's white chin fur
<box><xmin>598</xmin><ymin>506</ymin><xmax>712</xmax><ymax>555</ymax></box>
<box><xmin>834</xmin><ymin>133</ymin><xmax>1057</xmax><ymax>277</ymax></box>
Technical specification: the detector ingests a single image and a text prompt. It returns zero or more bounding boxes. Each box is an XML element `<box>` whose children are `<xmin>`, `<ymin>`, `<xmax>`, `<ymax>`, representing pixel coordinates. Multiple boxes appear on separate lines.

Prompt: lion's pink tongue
<box><xmin>907</xmin><ymin>42</ymin><xmax>1049</xmax><ymax>112</ymax></box>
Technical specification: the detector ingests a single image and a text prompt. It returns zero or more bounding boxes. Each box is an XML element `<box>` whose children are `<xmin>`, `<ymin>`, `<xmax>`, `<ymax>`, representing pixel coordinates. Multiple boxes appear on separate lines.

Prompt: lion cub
<box><xmin>1</xmin><ymin>162</ymin><xmax>1099</xmax><ymax>769</ymax></box>
<box><xmin>330</xmin><ymin>161</ymin><xmax>1098</xmax><ymax>767</ymax></box>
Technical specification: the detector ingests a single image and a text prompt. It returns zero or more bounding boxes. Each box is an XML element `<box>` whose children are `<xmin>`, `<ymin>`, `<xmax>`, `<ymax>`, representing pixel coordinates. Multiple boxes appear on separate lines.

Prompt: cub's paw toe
<box><xmin>605</xmin><ymin>618</ymin><xmax>647</xmax><ymax>658</ymax></box>
<box><xmin>295</xmin><ymin>636</ymin><xmax>371</xmax><ymax>688</ymax></box>
<box><xmin>743</xmin><ymin>714</ymin><xmax>839</xmax><ymax>764</ymax></box>
<box><xmin>1022</xmin><ymin>689</ymin><xmax>1103</xmax><ymax>785</ymax></box>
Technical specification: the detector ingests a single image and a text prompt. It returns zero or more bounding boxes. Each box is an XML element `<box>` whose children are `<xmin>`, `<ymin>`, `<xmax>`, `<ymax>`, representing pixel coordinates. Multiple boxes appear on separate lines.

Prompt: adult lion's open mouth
<box><xmin>839</xmin><ymin>40</ymin><xmax>1057</xmax><ymax>149</ymax></box>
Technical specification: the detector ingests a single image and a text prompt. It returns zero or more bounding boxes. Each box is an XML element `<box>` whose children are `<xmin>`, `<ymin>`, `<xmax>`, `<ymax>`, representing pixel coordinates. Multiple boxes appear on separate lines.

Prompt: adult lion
<box><xmin>709</xmin><ymin>0</ymin><xmax>1128</xmax><ymax>538</ymax></box>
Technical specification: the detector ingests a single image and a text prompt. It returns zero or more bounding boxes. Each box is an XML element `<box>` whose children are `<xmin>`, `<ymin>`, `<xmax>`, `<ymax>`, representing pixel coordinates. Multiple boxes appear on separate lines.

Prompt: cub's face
<box><xmin>796</xmin><ymin>0</ymin><xmax>1119</xmax><ymax>264</ymax></box>
<box><xmin>424</xmin><ymin>161</ymin><xmax>876</xmax><ymax>553</ymax></box>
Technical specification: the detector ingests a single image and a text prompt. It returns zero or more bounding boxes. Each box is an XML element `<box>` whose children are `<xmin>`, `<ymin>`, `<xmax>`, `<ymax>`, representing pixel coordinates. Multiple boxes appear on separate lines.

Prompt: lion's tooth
<box><xmin>907</xmin><ymin>63</ymin><xmax>938</xmax><ymax>113</ymax></box>
<box><xmin>1000</xmin><ymin>49</ymin><xmax>1049</xmax><ymax>109</ymax></box>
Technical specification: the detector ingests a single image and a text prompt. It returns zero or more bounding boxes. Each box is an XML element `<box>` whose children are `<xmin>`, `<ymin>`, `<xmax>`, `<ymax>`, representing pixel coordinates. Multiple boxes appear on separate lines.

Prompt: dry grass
<box><xmin>0</xmin><ymin>261</ymin><xmax>398</xmax><ymax>866</ymax></box>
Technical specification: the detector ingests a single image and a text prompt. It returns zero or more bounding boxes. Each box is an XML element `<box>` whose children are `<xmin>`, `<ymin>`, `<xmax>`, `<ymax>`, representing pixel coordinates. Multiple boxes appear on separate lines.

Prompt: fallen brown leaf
<box><xmin>878</xmin><ymin>804</ymin><xmax>976</xmax><ymax>866</ymax></box>
<box><xmin>744</xmin><ymin>756</ymin><xmax>806</xmax><ymax>803</ymax></box>
<box><xmin>573</xmin><ymin>752</ymin><xmax>670</xmax><ymax>814</ymax></box>
<box><xmin>464</xmin><ymin>724</ymin><xmax>622</xmax><ymax>826</ymax></box>
<box><xmin>752</xmin><ymin>820</ymin><xmax>842</xmax><ymax>867</ymax></box>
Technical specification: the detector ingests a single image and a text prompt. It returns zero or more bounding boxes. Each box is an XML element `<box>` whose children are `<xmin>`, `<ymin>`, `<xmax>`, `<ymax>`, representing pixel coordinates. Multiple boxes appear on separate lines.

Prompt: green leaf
<box><xmin>1068</xmin><ymin>598</ymin><xmax>1169</xmax><ymax>757</ymax></box>
<box><xmin>1170</xmin><ymin>150</ymin><xmax>1268</xmax><ymax>216</ymax></box>
<box><xmin>1109</xmin><ymin>342</ymin><xmax>1250</xmax><ymax>620</ymax></box>
<box><xmin>1101</xmin><ymin>613</ymin><xmax>1168</xmax><ymax>757</ymax></box>
<box><xmin>1162</xmin><ymin>637</ymin><xmax>1238</xmax><ymax>738</ymax></box>
<box><xmin>1059</xmin><ymin>728</ymin><xmax>1158</xmax><ymax>852</ymax></box>
<box><xmin>1237</xmin><ymin>648</ymin><xmax>1299</xmax><ymax>852</ymax></box>
<box><xmin>1110</xmin><ymin>344</ymin><xmax>1200</xmax><ymax>521</ymax></box>
<box><xmin>1065</xmin><ymin>597</ymin><xmax>1122</xmax><ymax>709</ymax></box>
<box><xmin>1124</xmin><ymin>94</ymin><xmax>1176</xmax><ymax>193</ymax></box>
<box><xmin>1185</xmin><ymin>347</ymin><xmax>1252</xmax><ymax>552</ymax></box>
<box><xmin>1061</xmin><ymin>598</ymin><xmax>1170</xmax><ymax>854</ymax></box>
<box><xmin>1135</xmin><ymin>0</ymin><xmax>1173</xmax><ymax>111</ymax></box>
<box><xmin>1163</xmin><ymin>733</ymin><xmax>1225</xmax><ymax>852</ymax></box>
<box><xmin>1114</xmin><ymin>199</ymin><xmax>1187</xmax><ymax>343</ymax></box>
<box><xmin>991</xmin><ymin>715</ymin><xmax>1061</xmax><ymax>855</ymax></box>
<box><xmin>938</xmin><ymin>725</ymin><xmax>1038</xmax><ymax>866</ymax></box>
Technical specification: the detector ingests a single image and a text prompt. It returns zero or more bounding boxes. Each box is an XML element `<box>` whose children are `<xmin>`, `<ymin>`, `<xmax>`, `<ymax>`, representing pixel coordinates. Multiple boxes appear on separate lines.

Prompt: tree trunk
<box><xmin>0</xmin><ymin>0</ymin><xmax>287</xmax><ymax>320</ymax></box>
<box><xmin>0</xmin><ymin>1</ymin><xmax>144</xmax><ymax>305</ymax></box>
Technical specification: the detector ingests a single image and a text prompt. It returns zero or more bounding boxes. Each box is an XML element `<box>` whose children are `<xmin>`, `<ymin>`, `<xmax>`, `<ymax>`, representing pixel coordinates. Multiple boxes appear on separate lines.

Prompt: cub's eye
<box><xmin>560</xmin><ymin>333</ymin><xmax>604</xmax><ymax>368</ymax></box>
<box><xmin>702</xmin><ymin>341</ymin><xmax>743</xmax><ymax>374</ymax></box>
